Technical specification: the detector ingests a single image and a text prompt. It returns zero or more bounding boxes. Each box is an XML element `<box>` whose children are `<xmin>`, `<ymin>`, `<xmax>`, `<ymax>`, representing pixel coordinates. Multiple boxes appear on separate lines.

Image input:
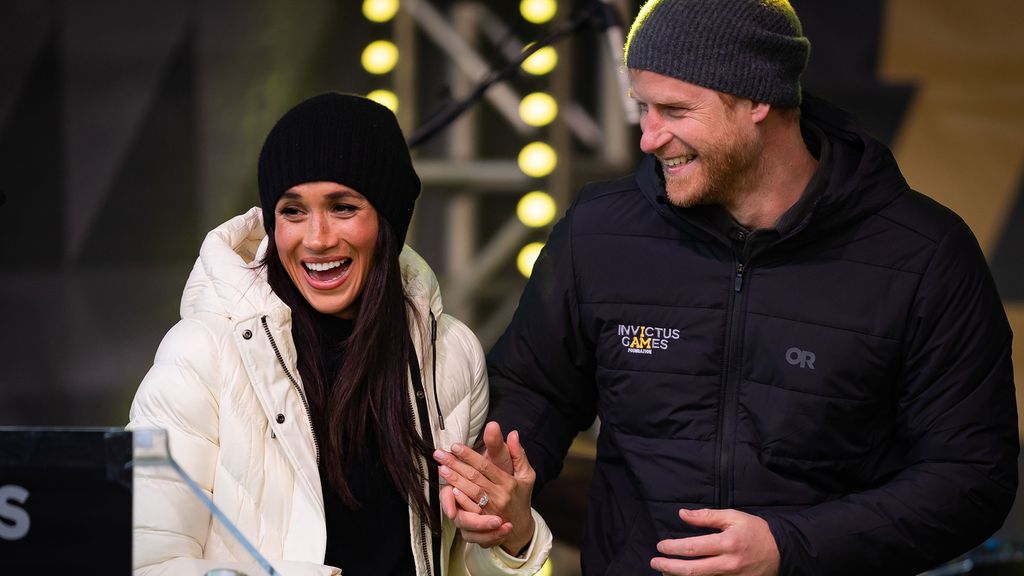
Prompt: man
<box><xmin>453</xmin><ymin>0</ymin><xmax>1019</xmax><ymax>574</ymax></box>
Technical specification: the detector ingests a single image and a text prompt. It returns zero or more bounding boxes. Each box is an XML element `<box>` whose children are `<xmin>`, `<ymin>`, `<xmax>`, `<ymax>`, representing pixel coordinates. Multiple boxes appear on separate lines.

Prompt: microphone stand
<box><xmin>407</xmin><ymin>1</ymin><xmax>614</xmax><ymax>149</ymax></box>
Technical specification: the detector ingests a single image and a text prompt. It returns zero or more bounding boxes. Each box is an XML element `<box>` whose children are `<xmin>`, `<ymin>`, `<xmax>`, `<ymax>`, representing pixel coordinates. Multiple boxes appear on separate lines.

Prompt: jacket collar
<box><xmin>183</xmin><ymin>206</ymin><xmax>445</xmax><ymax>335</ymax></box>
<box><xmin>635</xmin><ymin>92</ymin><xmax>911</xmax><ymax>243</ymax></box>
<box><xmin>181</xmin><ymin>207</ymin><xmax>280</xmax><ymax>322</ymax></box>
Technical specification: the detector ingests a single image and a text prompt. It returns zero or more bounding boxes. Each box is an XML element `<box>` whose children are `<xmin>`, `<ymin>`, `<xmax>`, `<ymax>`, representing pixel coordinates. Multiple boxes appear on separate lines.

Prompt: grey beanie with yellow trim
<box><xmin>624</xmin><ymin>0</ymin><xmax>810</xmax><ymax>107</ymax></box>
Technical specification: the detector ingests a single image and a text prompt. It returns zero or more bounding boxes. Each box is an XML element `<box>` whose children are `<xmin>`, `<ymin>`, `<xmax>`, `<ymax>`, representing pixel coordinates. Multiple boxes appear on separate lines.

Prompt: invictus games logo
<box><xmin>618</xmin><ymin>324</ymin><xmax>681</xmax><ymax>355</ymax></box>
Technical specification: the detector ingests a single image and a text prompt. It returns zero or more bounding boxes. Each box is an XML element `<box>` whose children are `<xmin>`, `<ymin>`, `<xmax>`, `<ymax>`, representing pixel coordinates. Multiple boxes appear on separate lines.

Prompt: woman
<box><xmin>127</xmin><ymin>93</ymin><xmax>551</xmax><ymax>575</ymax></box>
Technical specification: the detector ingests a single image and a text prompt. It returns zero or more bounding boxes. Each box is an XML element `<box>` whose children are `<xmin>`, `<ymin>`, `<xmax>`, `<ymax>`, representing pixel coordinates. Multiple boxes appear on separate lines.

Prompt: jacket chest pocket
<box><xmin>592</xmin><ymin>307</ymin><xmax>726</xmax><ymax>440</ymax></box>
<box><xmin>740</xmin><ymin>314</ymin><xmax>899</xmax><ymax>474</ymax></box>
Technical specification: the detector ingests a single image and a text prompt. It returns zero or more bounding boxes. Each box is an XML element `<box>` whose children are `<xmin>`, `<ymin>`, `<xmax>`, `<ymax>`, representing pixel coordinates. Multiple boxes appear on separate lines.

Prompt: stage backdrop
<box><xmin>0</xmin><ymin>0</ymin><xmax>1022</xmax><ymax>544</ymax></box>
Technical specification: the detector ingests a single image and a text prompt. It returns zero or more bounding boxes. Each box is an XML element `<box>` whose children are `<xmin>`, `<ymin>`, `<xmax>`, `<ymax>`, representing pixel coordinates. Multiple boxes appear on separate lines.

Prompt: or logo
<box><xmin>786</xmin><ymin>347</ymin><xmax>816</xmax><ymax>369</ymax></box>
<box><xmin>618</xmin><ymin>324</ymin><xmax>680</xmax><ymax>355</ymax></box>
<box><xmin>0</xmin><ymin>484</ymin><xmax>30</xmax><ymax>541</ymax></box>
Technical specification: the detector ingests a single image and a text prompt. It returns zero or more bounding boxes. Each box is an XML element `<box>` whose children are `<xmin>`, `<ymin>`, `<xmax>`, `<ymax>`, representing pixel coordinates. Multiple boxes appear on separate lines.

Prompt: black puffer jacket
<box><xmin>488</xmin><ymin>95</ymin><xmax>1018</xmax><ymax>575</ymax></box>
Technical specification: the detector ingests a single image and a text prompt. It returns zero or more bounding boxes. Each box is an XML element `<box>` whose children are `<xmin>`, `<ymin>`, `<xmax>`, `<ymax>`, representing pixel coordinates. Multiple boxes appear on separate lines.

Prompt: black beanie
<box><xmin>625</xmin><ymin>0</ymin><xmax>810</xmax><ymax>107</ymax></box>
<box><xmin>257</xmin><ymin>92</ymin><xmax>421</xmax><ymax>244</ymax></box>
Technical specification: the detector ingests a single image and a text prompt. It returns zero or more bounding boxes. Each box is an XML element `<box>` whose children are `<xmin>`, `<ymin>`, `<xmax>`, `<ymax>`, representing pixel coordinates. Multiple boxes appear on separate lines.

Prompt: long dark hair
<box><xmin>262</xmin><ymin>213</ymin><xmax>438</xmax><ymax>532</ymax></box>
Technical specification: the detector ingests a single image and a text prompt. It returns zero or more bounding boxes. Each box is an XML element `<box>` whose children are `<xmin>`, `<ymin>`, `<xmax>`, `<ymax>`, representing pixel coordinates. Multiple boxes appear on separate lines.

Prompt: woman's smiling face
<box><xmin>274</xmin><ymin>181</ymin><xmax>378</xmax><ymax>319</ymax></box>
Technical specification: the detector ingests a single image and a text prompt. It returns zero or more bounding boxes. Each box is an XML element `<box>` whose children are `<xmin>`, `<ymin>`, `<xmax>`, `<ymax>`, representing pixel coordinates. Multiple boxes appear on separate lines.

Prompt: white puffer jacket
<box><xmin>127</xmin><ymin>207</ymin><xmax>552</xmax><ymax>576</ymax></box>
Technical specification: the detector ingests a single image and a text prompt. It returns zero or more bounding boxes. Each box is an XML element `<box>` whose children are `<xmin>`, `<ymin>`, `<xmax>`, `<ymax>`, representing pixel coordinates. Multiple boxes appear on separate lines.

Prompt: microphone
<box><xmin>592</xmin><ymin>0</ymin><xmax>639</xmax><ymax>124</ymax></box>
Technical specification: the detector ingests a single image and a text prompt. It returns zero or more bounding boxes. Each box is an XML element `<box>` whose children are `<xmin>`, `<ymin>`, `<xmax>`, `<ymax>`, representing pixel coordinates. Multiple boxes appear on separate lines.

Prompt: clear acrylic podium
<box><xmin>132</xmin><ymin>427</ymin><xmax>281</xmax><ymax>576</ymax></box>
<box><xmin>0</xmin><ymin>427</ymin><xmax>281</xmax><ymax>575</ymax></box>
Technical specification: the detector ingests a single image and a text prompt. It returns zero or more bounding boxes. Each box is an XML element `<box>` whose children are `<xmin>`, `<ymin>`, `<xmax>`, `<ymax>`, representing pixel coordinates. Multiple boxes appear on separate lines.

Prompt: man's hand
<box><xmin>651</xmin><ymin>508</ymin><xmax>780</xmax><ymax>576</ymax></box>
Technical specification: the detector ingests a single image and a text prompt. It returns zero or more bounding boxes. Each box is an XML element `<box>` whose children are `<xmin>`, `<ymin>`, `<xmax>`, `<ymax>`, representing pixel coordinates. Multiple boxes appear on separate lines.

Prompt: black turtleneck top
<box><xmin>310</xmin><ymin>313</ymin><xmax>416</xmax><ymax>576</ymax></box>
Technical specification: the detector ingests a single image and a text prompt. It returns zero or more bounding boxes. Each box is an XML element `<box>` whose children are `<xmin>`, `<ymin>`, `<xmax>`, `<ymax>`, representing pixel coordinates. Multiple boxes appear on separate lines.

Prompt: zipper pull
<box><xmin>735</xmin><ymin>264</ymin><xmax>746</xmax><ymax>292</ymax></box>
<box><xmin>429</xmin><ymin>312</ymin><xmax>444</xmax><ymax>430</ymax></box>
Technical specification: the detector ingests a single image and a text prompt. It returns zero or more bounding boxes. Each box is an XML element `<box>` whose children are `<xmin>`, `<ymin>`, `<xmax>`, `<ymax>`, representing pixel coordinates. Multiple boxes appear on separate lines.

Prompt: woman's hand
<box><xmin>433</xmin><ymin>422</ymin><xmax>537</xmax><ymax>556</ymax></box>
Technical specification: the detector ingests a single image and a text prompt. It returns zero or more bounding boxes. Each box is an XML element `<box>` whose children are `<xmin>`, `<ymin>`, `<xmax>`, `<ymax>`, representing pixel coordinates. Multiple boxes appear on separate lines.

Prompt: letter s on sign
<box><xmin>0</xmin><ymin>484</ymin><xmax>31</xmax><ymax>541</ymax></box>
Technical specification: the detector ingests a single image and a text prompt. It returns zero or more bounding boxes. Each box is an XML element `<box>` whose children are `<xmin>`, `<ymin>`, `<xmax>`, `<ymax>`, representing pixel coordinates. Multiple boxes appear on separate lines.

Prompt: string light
<box><xmin>366</xmin><ymin>89</ymin><xmax>399</xmax><ymax>113</ymax></box>
<box><xmin>520</xmin><ymin>0</ymin><xmax>557</xmax><ymax>24</ymax></box>
<box><xmin>362</xmin><ymin>0</ymin><xmax>400</xmax><ymax>22</ymax></box>
<box><xmin>361</xmin><ymin>40</ymin><xmax>399</xmax><ymax>75</ymax></box>
<box><xmin>521</xmin><ymin>43</ymin><xmax>558</xmax><ymax>75</ymax></box>
<box><xmin>517</xmin><ymin>242</ymin><xmax>545</xmax><ymax>278</ymax></box>
<box><xmin>518</xmin><ymin>142</ymin><xmax>557</xmax><ymax>178</ymax></box>
<box><xmin>518</xmin><ymin>92</ymin><xmax>558</xmax><ymax>127</ymax></box>
<box><xmin>516</xmin><ymin>191</ymin><xmax>557</xmax><ymax>228</ymax></box>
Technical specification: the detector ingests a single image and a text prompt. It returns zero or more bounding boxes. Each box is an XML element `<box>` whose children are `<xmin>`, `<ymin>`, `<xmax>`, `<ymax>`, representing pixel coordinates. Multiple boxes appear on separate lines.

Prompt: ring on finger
<box><xmin>477</xmin><ymin>492</ymin><xmax>489</xmax><ymax>508</ymax></box>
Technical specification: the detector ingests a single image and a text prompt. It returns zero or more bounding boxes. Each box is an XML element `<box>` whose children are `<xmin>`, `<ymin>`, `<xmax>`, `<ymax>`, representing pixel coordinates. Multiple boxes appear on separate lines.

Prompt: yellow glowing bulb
<box><xmin>518</xmin><ymin>92</ymin><xmax>558</xmax><ymax>127</ymax></box>
<box><xmin>362</xmin><ymin>40</ymin><xmax>399</xmax><ymax>75</ymax></box>
<box><xmin>366</xmin><ymin>89</ymin><xmax>399</xmax><ymax>113</ymax></box>
<box><xmin>363</xmin><ymin>0</ymin><xmax>399</xmax><ymax>22</ymax></box>
<box><xmin>516</xmin><ymin>191</ymin><xmax>557</xmax><ymax>228</ymax></box>
<box><xmin>518</xmin><ymin>142</ymin><xmax>557</xmax><ymax>178</ymax></box>
<box><xmin>521</xmin><ymin>44</ymin><xmax>558</xmax><ymax>75</ymax></box>
<box><xmin>520</xmin><ymin>0</ymin><xmax>557</xmax><ymax>24</ymax></box>
<box><xmin>517</xmin><ymin>242</ymin><xmax>545</xmax><ymax>278</ymax></box>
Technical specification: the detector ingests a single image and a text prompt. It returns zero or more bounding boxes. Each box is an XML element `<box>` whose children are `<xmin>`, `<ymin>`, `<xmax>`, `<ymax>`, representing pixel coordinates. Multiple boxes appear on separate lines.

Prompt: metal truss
<box><xmin>395</xmin><ymin>0</ymin><xmax>636</xmax><ymax>346</ymax></box>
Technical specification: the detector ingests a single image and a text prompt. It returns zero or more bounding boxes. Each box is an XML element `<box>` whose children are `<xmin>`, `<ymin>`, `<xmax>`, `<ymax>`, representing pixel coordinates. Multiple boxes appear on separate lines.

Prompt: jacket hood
<box><xmin>180</xmin><ymin>206</ymin><xmax>444</xmax><ymax>324</ymax></box>
<box><xmin>797</xmin><ymin>93</ymin><xmax>910</xmax><ymax>233</ymax></box>
<box><xmin>636</xmin><ymin>93</ymin><xmax>911</xmax><ymax>236</ymax></box>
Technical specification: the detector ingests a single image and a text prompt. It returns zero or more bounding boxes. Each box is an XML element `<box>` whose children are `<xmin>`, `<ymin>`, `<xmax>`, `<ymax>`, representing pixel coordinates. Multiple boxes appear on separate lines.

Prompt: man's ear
<box><xmin>750</xmin><ymin>101</ymin><xmax>770</xmax><ymax>124</ymax></box>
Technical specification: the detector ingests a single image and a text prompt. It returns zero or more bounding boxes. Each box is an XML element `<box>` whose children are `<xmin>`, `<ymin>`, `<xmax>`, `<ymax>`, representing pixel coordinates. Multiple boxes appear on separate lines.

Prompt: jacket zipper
<box><xmin>261</xmin><ymin>316</ymin><xmax>319</xmax><ymax>466</ymax></box>
<box><xmin>262</xmin><ymin>313</ymin><xmax>436</xmax><ymax>573</ymax></box>
<box><xmin>409</xmin><ymin>391</ymin><xmax>433</xmax><ymax>576</ymax></box>
<box><xmin>717</xmin><ymin>259</ymin><xmax>749</xmax><ymax>508</ymax></box>
<box><xmin>408</xmin><ymin>344</ymin><xmax>440</xmax><ymax>576</ymax></box>
<box><xmin>734</xmin><ymin>263</ymin><xmax>746</xmax><ymax>292</ymax></box>
<box><xmin>430</xmin><ymin>313</ymin><xmax>444</xmax><ymax>430</ymax></box>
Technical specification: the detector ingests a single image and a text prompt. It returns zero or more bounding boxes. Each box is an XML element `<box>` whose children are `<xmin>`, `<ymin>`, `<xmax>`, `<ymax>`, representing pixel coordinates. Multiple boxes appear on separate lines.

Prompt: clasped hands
<box><xmin>432</xmin><ymin>421</ymin><xmax>536</xmax><ymax>557</ymax></box>
<box><xmin>433</xmin><ymin>423</ymin><xmax>779</xmax><ymax>575</ymax></box>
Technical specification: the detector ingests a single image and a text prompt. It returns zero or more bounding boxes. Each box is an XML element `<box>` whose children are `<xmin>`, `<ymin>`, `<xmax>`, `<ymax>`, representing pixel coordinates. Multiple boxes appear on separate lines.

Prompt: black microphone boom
<box><xmin>407</xmin><ymin>1</ymin><xmax>614</xmax><ymax>149</ymax></box>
